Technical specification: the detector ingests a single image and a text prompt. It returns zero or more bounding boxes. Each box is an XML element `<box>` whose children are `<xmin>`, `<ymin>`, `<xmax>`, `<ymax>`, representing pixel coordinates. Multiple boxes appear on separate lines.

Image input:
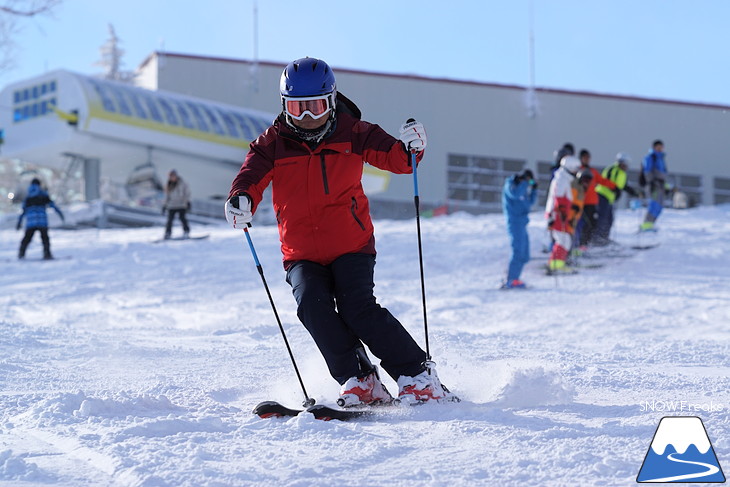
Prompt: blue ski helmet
<box><xmin>280</xmin><ymin>57</ymin><xmax>336</xmax><ymax>97</ymax></box>
<box><xmin>279</xmin><ymin>57</ymin><xmax>338</xmax><ymax>143</ymax></box>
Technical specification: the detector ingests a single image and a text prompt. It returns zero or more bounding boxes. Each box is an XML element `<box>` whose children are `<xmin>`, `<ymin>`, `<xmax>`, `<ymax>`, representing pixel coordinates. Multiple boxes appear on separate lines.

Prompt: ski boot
<box><xmin>501</xmin><ymin>279</ymin><xmax>526</xmax><ymax>290</ymax></box>
<box><xmin>337</xmin><ymin>367</ymin><xmax>393</xmax><ymax>408</ymax></box>
<box><xmin>397</xmin><ymin>363</ymin><xmax>458</xmax><ymax>404</ymax></box>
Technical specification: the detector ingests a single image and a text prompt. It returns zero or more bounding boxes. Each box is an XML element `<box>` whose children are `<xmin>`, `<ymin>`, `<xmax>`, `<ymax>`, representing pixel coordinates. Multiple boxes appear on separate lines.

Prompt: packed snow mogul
<box><xmin>16</xmin><ymin>178</ymin><xmax>65</xmax><ymax>260</ymax></box>
<box><xmin>225</xmin><ymin>57</ymin><xmax>456</xmax><ymax>407</ymax></box>
<box><xmin>501</xmin><ymin>169</ymin><xmax>538</xmax><ymax>289</ymax></box>
<box><xmin>162</xmin><ymin>169</ymin><xmax>192</xmax><ymax>240</ymax></box>
<box><xmin>545</xmin><ymin>155</ymin><xmax>581</xmax><ymax>272</ymax></box>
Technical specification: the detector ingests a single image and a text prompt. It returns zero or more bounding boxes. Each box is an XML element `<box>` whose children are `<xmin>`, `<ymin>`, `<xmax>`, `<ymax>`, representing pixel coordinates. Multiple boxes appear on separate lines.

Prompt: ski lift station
<box><xmin>2</xmin><ymin>52</ymin><xmax>730</xmax><ymax>223</ymax></box>
<box><xmin>0</xmin><ymin>69</ymin><xmax>274</xmax><ymax>221</ymax></box>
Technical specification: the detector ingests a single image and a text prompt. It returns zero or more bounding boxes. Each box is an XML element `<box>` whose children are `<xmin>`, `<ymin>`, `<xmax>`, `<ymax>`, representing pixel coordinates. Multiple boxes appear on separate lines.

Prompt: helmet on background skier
<box><xmin>576</xmin><ymin>168</ymin><xmax>594</xmax><ymax>187</ymax></box>
<box><xmin>560</xmin><ymin>155</ymin><xmax>581</xmax><ymax>175</ymax></box>
<box><xmin>616</xmin><ymin>152</ymin><xmax>632</xmax><ymax>167</ymax></box>
<box><xmin>280</xmin><ymin>57</ymin><xmax>337</xmax><ymax>142</ymax></box>
<box><xmin>519</xmin><ymin>169</ymin><xmax>535</xmax><ymax>182</ymax></box>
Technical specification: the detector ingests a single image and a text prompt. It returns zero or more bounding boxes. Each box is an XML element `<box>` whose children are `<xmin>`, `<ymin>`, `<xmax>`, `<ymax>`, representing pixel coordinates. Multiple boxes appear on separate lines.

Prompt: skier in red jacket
<box><xmin>225</xmin><ymin>57</ymin><xmax>455</xmax><ymax>407</ymax></box>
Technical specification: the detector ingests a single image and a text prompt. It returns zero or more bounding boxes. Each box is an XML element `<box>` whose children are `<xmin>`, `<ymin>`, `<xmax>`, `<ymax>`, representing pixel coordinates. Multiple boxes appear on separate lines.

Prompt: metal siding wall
<box><xmin>143</xmin><ymin>54</ymin><xmax>730</xmax><ymax>208</ymax></box>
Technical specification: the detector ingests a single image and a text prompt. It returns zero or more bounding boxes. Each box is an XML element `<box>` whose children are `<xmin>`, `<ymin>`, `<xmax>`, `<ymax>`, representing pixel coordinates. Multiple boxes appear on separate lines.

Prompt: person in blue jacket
<box><xmin>16</xmin><ymin>178</ymin><xmax>65</xmax><ymax>260</ymax></box>
<box><xmin>502</xmin><ymin>169</ymin><xmax>538</xmax><ymax>289</ymax></box>
<box><xmin>640</xmin><ymin>139</ymin><xmax>668</xmax><ymax>232</ymax></box>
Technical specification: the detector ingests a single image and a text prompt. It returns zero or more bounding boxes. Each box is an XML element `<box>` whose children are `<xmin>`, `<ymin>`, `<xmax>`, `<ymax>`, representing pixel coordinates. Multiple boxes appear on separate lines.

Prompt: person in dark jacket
<box><xmin>501</xmin><ymin>169</ymin><xmax>538</xmax><ymax>289</ymax></box>
<box><xmin>162</xmin><ymin>169</ymin><xmax>192</xmax><ymax>239</ymax></box>
<box><xmin>225</xmin><ymin>57</ymin><xmax>455</xmax><ymax>407</ymax></box>
<box><xmin>16</xmin><ymin>178</ymin><xmax>65</xmax><ymax>260</ymax></box>
<box><xmin>594</xmin><ymin>153</ymin><xmax>639</xmax><ymax>245</ymax></box>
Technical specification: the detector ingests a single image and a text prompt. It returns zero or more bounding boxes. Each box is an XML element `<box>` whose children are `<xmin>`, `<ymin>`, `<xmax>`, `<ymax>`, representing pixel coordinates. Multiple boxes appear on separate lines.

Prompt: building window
<box><xmin>202</xmin><ymin>106</ymin><xmax>225</xmax><ymax>135</ymax></box>
<box><xmin>11</xmin><ymin>80</ymin><xmax>59</xmax><ymax>123</ymax></box>
<box><xmin>127</xmin><ymin>92</ymin><xmax>149</xmax><ymax>120</ymax></box>
<box><xmin>141</xmin><ymin>95</ymin><xmax>164</xmax><ymax>123</ymax></box>
<box><xmin>447</xmin><ymin>154</ymin><xmax>526</xmax><ymax>213</ymax></box>
<box><xmin>231</xmin><ymin>113</ymin><xmax>257</xmax><ymax>140</ymax></box>
<box><xmin>713</xmin><ymin>176</ymin><xmax>730</xmax><ymax>204</ymax></box>
<box><xmin>108</xmin><ymin>86</ymin><xmax>132</xmax><ymax>116</ymax></box>
<box><xmin>217</xmin><ymin>109</ymin><xmax>239</xmax><ymax>138</ymax></box>
<box><xmin>186</xmin><ymin>102</ymin><xmax>209</xmax><ymax>132</ymax></box>
<box><xmin>173</xmin><ymin>101</ymin><xmax>194</xmax><ymax>129</ymax></box>
<box><xmin>89</xmin><ymin>80</ymin><xmax>117</xmax><ymax>113</ymax></box>
<box><xmin>158</xmin><ymin>98</ymin><xmax>179</xmax><ymax>126</ymax></box>
<box><xmin>249</xmin><ymin>116</ymin><xmax>270</xmax><ymax>135</ymax></box>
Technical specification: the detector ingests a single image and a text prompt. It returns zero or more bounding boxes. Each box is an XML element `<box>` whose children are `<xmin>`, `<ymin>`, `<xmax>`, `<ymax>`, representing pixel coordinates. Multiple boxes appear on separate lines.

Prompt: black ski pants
<box><xmin>19</xmin><ymin>227</ymin><xmax>51</xmax><ymax>258</ymax></box>
<box><xmin>286</xmin><ymin>253</ymin><xmax>426</xmax><ymax>385</ymax></box>
<box><xmin>579</xmin><ymin>204</ymin><xmax>598</xmax><ymax>246</ymax></box>
<box><xmin>594</xmin><ymin>195</ymin><xmax>614</xmax><ymax>245</ymax></box>
<box><xmin>165</xmin><ymin>209</ymin><xmax>190</xmax><ymax>236</ymax></box>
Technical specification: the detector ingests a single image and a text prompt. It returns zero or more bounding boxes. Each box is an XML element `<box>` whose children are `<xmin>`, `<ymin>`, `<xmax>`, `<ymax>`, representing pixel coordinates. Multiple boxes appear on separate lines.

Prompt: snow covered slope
<box><xmin>1</xmin><ymin>205</ymin><xmax>729</xmax><ymax>486</ymax></box>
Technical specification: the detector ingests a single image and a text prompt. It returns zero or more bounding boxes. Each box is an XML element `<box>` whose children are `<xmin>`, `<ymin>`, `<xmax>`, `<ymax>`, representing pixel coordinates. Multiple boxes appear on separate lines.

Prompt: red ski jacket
<box><xmin>229</xmin><ymin>101</ymin><xmax>422</xmax><ymax>267</ymax></box>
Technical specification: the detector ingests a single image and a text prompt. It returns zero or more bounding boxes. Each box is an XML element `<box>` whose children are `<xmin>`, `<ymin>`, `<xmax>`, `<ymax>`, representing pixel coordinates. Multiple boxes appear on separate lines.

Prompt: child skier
<box><xmin>224</xmin><ymin>57</ymin><xmax>455</xmax><ymax>407</ymax></box>
<box><xmin>16</xmin><ymin>178</ymin><xmax>65</xmax><ymax>260</ymax></box>
<box><xmin>501</xmin><ymin>169</ymin><xmax>538</xmax><ymax>289</ymax></box>
<box><xmin>545</xmin><ymin>156</ymin><xmax>581</xmax><ymax>272</ymax></box>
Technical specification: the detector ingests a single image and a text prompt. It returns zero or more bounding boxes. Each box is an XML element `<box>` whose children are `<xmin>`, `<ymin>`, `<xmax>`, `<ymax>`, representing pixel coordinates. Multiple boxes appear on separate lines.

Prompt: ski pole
<box><xmin>407</xmin><ymin>119</ymin><xmax>431</xmax><ymax>364</ymax></box>
<box><xmin>243</xmin><ymin>225</ymin><xmax>315</xmax><ymax>408</ymax></box>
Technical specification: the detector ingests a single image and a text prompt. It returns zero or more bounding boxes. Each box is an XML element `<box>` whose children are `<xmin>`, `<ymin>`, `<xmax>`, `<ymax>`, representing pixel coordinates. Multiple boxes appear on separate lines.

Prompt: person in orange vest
<box><xmin>575</xmin><ymin>149</ymin><xmax>615</xmax><ymax>250</ymax></box>
<box><xmin>570</xmin><ymin>169</ymin><xmax>593</xmax><ymax>246</ymax></box>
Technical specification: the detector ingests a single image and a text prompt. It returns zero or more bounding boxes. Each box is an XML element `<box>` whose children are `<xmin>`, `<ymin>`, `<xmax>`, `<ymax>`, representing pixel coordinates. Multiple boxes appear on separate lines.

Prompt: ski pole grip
<box><xmin>406</xmin><ymin>118</ymin><xmax>416</xmax><ymax>152</ymax></box>
<box><xmin>406</xmin><ymin>118</ymin><xmax>419</xmax><ymax>196</ymax></box>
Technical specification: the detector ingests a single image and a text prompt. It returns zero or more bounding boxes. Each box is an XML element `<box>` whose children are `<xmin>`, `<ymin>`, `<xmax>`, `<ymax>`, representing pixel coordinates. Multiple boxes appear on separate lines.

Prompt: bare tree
<box><xmin>95</xmin><ymin>23</ymin><xmax>135</xmax><ymax>82</ymax></box>
<box><xmin>0</xmin><ymin>0</ymin><xmax>61</xmax><ymax>72</ymax></box>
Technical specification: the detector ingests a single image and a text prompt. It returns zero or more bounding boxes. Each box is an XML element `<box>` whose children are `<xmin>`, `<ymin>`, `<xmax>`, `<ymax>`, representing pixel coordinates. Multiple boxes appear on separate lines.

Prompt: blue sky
<box><xmin>3</xmin><ymin>0</ymin><xmax>730</xmax><ymax>106</ymax></box>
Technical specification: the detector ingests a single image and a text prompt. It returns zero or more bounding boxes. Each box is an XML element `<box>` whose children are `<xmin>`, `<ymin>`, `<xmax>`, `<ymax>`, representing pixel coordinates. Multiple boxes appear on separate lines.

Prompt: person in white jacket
<box><xmin>545</xmin><ymin>156</ymin><xmax>581</xmax><ymax>272</ymax></box>
<box><xmin>162</xmin><ymin>170</ymin><xmax>192</xmax><ymax>239</ymax></box>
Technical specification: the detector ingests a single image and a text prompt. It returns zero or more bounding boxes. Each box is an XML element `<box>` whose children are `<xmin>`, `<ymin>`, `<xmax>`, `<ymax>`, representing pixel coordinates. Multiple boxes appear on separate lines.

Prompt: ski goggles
<box><xmin>283</xmin><ymin>94</ymin><xmax>334</xmax><ymax>120</ymax></box>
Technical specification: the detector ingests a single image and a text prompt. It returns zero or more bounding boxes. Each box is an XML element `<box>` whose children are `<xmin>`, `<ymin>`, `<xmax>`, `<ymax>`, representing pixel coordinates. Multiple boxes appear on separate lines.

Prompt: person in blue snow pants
<box><xmin>640</xmin><ymin>140</ymin><xmax>667</xmax><ymax>231</ymax></box>
<box><xmin>502</xmin><ymin>169</ymin><xmax>538</xmax><ymax>288</ymax></box>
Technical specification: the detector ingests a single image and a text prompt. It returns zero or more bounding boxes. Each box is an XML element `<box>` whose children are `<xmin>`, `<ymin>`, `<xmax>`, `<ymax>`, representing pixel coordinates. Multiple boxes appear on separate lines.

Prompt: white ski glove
<box><xmin>399</xmin><ymin>120</ymin><xmax>427</xmax><ymax>152</ymax></box>
<box><xmin>225</xmin><ymin>193</ymin><xmax>253</xmax><ymax>229</ymax></box>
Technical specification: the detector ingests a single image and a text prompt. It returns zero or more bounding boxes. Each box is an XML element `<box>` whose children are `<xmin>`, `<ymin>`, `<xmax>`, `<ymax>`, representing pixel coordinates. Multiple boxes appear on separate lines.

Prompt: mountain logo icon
<box><xmin>637</xmin><ymin>416</ymin><xmax>725</xmax><ymax>483</ymax></box>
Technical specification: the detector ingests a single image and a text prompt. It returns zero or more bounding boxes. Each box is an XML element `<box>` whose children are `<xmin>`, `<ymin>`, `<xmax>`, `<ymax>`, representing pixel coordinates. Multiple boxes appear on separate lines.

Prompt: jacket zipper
<box><xmin>320</xmin><ymin>154</ymin><xmax>330</xmax><ymax>195</ymax></box>
<box><xmin>350</xmin><ymin>197</ymin><xmax>365</xmax><ymax>230</ymax></box>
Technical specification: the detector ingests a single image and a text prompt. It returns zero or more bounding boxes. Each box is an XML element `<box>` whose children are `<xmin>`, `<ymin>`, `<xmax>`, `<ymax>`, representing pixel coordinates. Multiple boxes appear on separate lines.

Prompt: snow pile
<box><xmin>493</xmin><ymin>364</ymin><xmax>576</xmax><ymax>407</ymax></box>
<box><xmin>0</xmin><ymin>450</ymin><xmax>50</xmax><ymax>482</ymax></box>
<box><xmin>0</xmin><ymin>204</ymin><xmax>729</xmax><ymax>486</ymax></box>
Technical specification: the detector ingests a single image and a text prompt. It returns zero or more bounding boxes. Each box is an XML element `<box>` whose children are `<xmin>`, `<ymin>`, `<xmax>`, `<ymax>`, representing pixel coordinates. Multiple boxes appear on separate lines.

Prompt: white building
<box><xmin>0</xmin><ymin>69</ymin><xmax>273</xmax><ymax>217</ymax></box>
<box><xmin>135</xmin><ymin>52</ymin><xmax>730</xmax><ymax>214</ymax></box>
